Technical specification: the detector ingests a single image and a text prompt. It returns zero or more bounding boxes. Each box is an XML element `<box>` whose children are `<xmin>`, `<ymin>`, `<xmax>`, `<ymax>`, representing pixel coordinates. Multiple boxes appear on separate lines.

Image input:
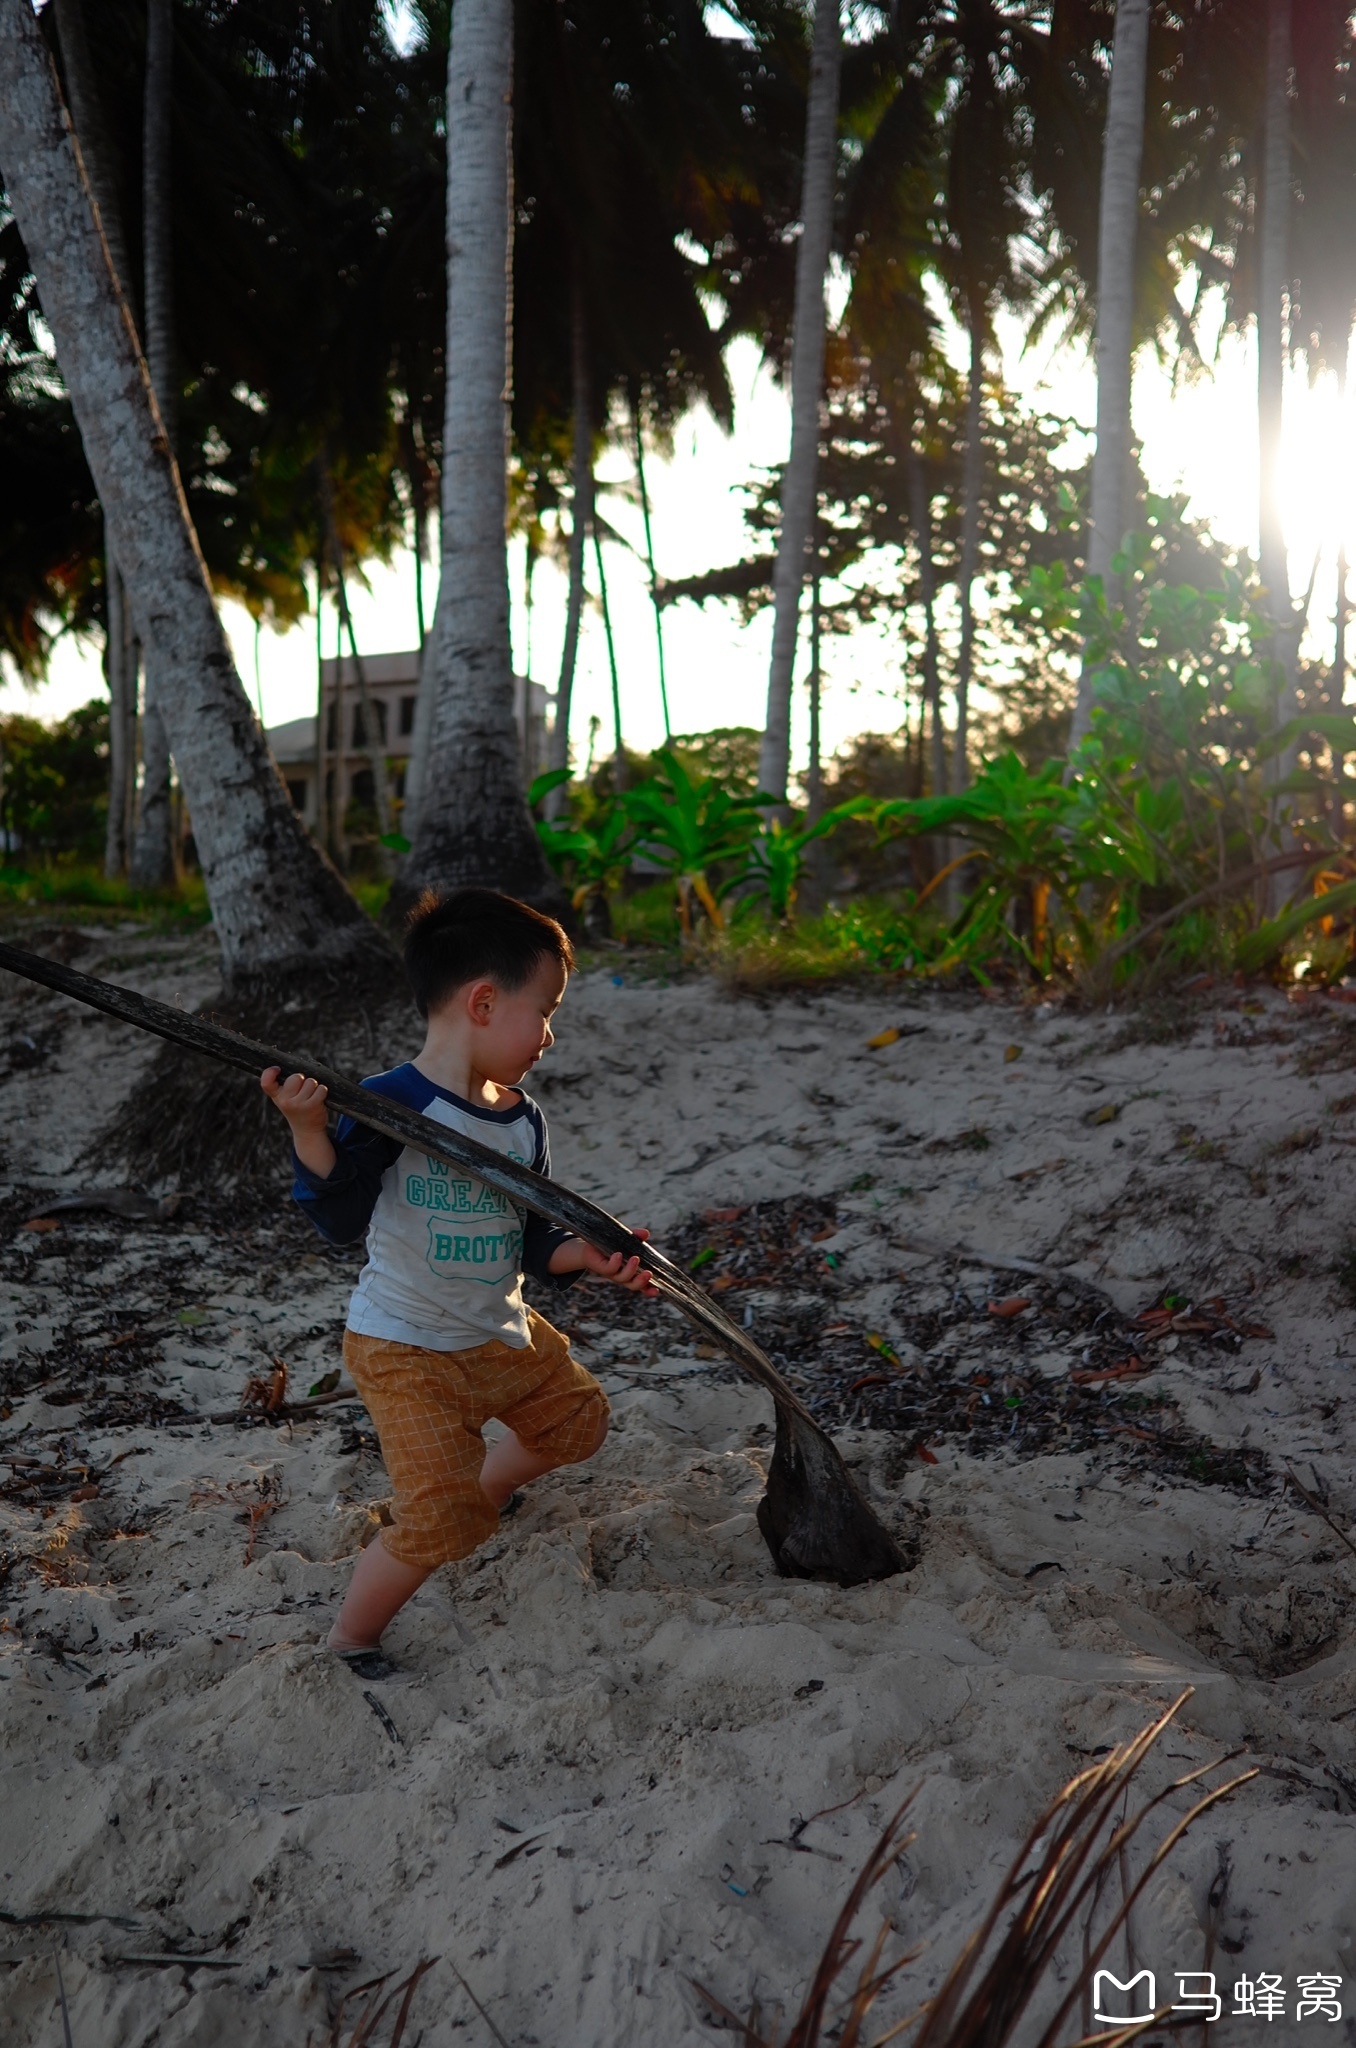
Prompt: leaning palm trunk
<box><xmin>757</xmin><ymin>0</ymin><xmax>841</xmax><ymax>804</ymax></box>
<box><xmin>546</xmin><ymin>272</ymin><xmax>595</xmax><ymax>812</ymax></box>
<box><xmin>393</xmin><ymin>0</ymin><xmax>556</xmax><ymax>912</ymax></box>
<box><xmin>0</xmin><ymin>0</ymin><xmax>373</xmax><ymax>981</ymax></box>
<box><xmin>1070</xmin><ymin>0</ymin><xmax>1151</xmax><ymax>753</ymax></box>
<box><xmin>129</xmin><ymin>0</ymin><xmax>176</xmax><ymax>890</ymax></box>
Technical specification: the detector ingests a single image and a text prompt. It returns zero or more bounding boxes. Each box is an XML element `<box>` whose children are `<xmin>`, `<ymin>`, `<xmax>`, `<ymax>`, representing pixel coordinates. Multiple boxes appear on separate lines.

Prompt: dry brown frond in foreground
<box><xmin>314</xmin><ymin>1955</ymin><xmax>438</xmax><ymax>2048</ymax></box>
<box><xmin>697</xmin><ymin>1690</ymin><xmax>1255</xmax><ymax>2048</ymax></box>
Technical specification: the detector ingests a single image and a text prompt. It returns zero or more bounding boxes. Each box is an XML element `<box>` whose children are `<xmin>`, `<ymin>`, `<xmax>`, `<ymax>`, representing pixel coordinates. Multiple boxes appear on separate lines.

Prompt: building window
<box><xmin>399</xmin><ymin>693</ymin><xmax>417</xmax><ymax>736</ymax></box>
<box><xmin>286</xmin><ymin>778</ymin><xmax>308</xmax><ymax>812</ymax></box>
<box><xmin>351</xmin><ymin>768</ymin><xmax>376</xmax><ymax>810</ymax></box>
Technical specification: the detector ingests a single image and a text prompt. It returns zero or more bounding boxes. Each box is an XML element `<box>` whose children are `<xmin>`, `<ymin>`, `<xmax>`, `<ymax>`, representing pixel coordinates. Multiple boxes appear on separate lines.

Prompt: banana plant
<box><xmin>528</xmin><ymin>768</ymin><xmax>639</xmax><ymax>917</ymax></box>
<box><xmin>874</xmin><ymin>753</ymin><xmax>1096</xmax><ymax>975</ymax></box>
<box><xmin>741</xmin><ymin>798</ymin><xmax>876</xmax><ymax>921</ymax></box>
<box><xmin>620</xmin><ymin>749</ymin><xmax>769</xmax><ymax>932</ymax></box>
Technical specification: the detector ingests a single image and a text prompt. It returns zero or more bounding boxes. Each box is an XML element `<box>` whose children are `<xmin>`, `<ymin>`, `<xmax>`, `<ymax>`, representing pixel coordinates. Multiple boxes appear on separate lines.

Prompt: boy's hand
<box><xmin>260</xmin><ymin>1067</ymin><xmax>337</xmax><ymax>1178</ymax></box>
<box><xmin>261</xmin><ymin>1067</ymin><xmax>330</xmax><ymax>1132</ymax></box>
<box><xmin>549</xmin><ymin>1228</ymin><xmax>658</xmax><ymax>1295</ymax></box>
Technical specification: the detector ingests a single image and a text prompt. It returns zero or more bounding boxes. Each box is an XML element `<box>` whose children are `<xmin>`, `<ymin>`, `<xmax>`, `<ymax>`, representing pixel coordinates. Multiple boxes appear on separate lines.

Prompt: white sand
<box><xmin>3</xmin><ymin>937</ymin><xmax>1356</xmax><ymax>2044</ymax></box>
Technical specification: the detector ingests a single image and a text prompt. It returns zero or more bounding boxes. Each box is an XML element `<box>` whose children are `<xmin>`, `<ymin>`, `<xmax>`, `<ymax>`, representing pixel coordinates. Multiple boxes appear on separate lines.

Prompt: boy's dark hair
<box><xmin>404</xmin><ymin>888</ymin><xmax>574</xmax><ymax>1017</ymax></box>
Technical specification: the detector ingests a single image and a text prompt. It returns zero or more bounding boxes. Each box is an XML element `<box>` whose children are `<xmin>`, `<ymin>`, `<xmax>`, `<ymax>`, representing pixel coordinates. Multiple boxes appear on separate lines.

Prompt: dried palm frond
<box><xmin>694</xmin><ymin>1797</ymin><xmax>923</xmax><ymax>2048</ymax></box>
<box><xmin>316</xmin><ymin>1955</ymin><xmax>437</xmax><ymax>2048</ymax></box>
<box><xmin>700</xmin><ymin>1690</ymin><xmax>1255</xmax><ymax>2048</ymax></box>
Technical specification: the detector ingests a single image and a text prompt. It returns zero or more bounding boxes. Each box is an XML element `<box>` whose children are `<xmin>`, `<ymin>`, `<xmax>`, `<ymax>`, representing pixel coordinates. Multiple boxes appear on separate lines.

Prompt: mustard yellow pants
<box><xmin>342</xmin><ymin>1309</ymin><xmax>608</xmax><ymax>1568</ymax></box>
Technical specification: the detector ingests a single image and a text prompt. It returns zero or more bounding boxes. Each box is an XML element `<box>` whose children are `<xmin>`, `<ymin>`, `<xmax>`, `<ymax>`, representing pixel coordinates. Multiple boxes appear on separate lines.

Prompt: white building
<box><xmin>266</xmin><ymin>650</ymin><xmax>550</xmax><ymax>831</ymax></box>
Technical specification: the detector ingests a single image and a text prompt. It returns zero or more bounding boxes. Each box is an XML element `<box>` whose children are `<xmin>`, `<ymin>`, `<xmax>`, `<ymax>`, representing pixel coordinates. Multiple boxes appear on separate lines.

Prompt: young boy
<box><xmin>261</xmin><ymin>887</ymin><xmax>654</xmax><ymax>1679</ymax></box>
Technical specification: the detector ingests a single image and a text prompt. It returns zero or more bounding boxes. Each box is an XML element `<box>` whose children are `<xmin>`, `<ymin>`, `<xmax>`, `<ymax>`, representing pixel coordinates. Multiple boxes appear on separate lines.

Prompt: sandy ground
<box><xmin>3</xmin><ymin>929</ymin><xmax>1356</xmax><ymax>2045</ymax></box>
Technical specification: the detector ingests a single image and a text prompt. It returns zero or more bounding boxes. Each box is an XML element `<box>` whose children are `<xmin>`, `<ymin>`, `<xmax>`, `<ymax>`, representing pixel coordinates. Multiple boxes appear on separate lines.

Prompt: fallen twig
<box><xmin>206</xmin><ymin>1386</ymin><xmax>362</xmax><ymax>1425</ymax></box>
<box><xmin>896</xmin><ymin>1232</ymin><xmax>1082</xmax><ymax>1286</ymax></box>
<box><xmin>54</xmin><ymin>1953</ymin><xmax>73</xmax><ymax>2048</ymax></box>
<box><xmin>446</xmin><ymin>1958</ymin><xmax>513</xmax><ymax>2048</ymax></box>
<box><xmin>109</xmin><ymin>1954</ymin><xmax>240</xmax><ymax>1970</ymax></box>
<box><xmin>1099</xmin><ymin>847</ymin><xmax>1324</xmax><ymax>972</ymax></box>
<box><xmin>1285</xmin><ymin>1466</ymin><xmax>1356</xmax><ymax>1563</ymax></box>
<box><xmin>362</xmin><ymin>1690</ymin><xmax>402</xmax><ymax>1745</ymax></box>
<box><xmin>0</xmin><ymin>1908</ymin><xmax>141</xmax><ymax>1930</ymax></box>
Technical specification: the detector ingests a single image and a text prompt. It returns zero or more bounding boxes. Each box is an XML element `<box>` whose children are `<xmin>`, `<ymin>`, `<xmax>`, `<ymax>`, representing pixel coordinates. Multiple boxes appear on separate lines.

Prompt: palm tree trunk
<box><xmin>807</xmin><ymin>570</ymin><xmax>822</xmax><ymax>821</ymax></box>
<box><xmin>1259</xmin><ymin>0</ymin><xmax>1295</xmax><ymax>677</ymax></box>
<box><xmin>0</xmin><ymin>0</ymin><xmax>379</xmax><ymax>982</ymax></box>
<box><xmin>102</xmin><ymin>544</ymin><xmax>132</xmax><ymax>876</ymax></box>
<box><xmin>1070</xmin><ymin>0</ymin><xmax>1151</xmax><ymax>752</ymax></box>
<box><xmin>1333</xmin><ymin>537</ymin><xmax>1348</xmax><ymax>838</ymax></box>
<box><xmin>331</xmin><ymin>599</ymin><xmax>349</xmax><ymax>870</ymax></box>
<box><xmin>1259</xmin><ymin>0</ymin><xmax>1297</xmax><ymax>904</ymax></box>
<box><xmin>313</xmin><ymin>558</ymin><xmax>329</xmax><ymax>851</ymax></box>
<box><xmin>592</xmin><ymin>527</ymin><xmax>626</xmax><ymax>791</ymax></box>
<box><xmin>757</xmin><ymin>0</ymin><xmax>841</xmax><ymax>803</ymax></box>
<box><xmin>56</xmin><ymin>0</ymin><xmax>137</xmax><ymax>875</ymax></box>
<box><xmin>51</xmin><ymin>0</ymin><xmax>132</xmax><ymax>304</ymax></box>
<box><xmin>393</xmin><ymin>0</ymin><xmax>558</xmax><ymax>913</ymax></box>
<box><xmin>905</xmin><ymin>428</ymin><xmax>945</xmax><ymax>797</ymax></box>
<box><xmin>548</xmin><ymin>271</ymin><xmax>594</xmax><ymax>804</ymax></box>
<box><xmin>129</xmin><ymin>0</ymin><xmax>176</xmax><ymax>890</ymax></box>
<box><xmin>953</xmin><ymin>317</ymin><xmax>984</xmax><ymax>794</ymax></box>
<box><xmin>632</xmin><ymin>395</ymin><xmax>670</xmax><ymax>739</ymax></box>
<box><xmin>130</xmin><ymin>687</ymin><xmax>174</xmax><ymax>889</ymax></box>
<box><xmin>400</xmin><ymin>586</ymin><xmax>440</xmax><ymax>842</ymax></box>
<box><xmin>321</xmin><ymin>472</ymin><xmax>396</xmax><ymax>868</ymax></box>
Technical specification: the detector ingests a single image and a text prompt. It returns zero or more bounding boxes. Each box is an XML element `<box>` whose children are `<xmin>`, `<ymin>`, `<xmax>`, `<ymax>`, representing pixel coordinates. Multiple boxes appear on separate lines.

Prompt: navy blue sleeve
<box><xmin>519</xmin><ymin>1099</ymin><xmax>579</xmax><ymax>1288</ymax></box>
<box><xmin>292</xmin><ymin>1115</ymin><xmax>402</xmax><ymax>1245</ymax></box>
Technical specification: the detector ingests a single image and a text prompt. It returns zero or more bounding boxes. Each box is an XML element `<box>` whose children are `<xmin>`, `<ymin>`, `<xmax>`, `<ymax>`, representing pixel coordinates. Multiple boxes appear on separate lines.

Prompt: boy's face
<box><xmin>440</xmin><ymin>954</ymin><xmax>568</xmax><ymax>1085</ymax></box>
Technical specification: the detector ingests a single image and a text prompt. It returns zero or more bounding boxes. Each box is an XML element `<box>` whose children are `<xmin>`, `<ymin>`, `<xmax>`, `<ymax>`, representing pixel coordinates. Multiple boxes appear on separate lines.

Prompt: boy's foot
<box><xmin>335</xmin><ymin>1646</ymin><xmax>399</xmax><ymax>1681</ymax></box>
<box><xmin>498</xmin><ymin>1490</ymin><xmax>526</xmax><ymax>1520</ymax></box>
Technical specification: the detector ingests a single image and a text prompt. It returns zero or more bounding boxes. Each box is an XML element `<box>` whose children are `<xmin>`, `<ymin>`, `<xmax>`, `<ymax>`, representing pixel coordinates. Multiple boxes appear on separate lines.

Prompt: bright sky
<box><xmin>9</xmin><ymin>308</ymin><xmax>1353</xmax><ymax>763</ymax></box>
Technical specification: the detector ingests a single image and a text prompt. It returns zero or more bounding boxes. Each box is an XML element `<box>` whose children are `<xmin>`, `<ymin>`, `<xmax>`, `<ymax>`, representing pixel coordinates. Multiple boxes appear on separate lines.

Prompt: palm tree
<box><xmin>940</xmin><ymin>1</ymin><xmax>1028</xmax><ymax>793</ymax></box>
<box><xmin>1069</xmin><ymin>0</ymin><xmax>1151</xmax><ymax>753</ymax></box>
<box><xmin>392</xmin><ymin>0</ymin><xmax>558</xmax><ymax>913</ymax></box>
<box><xmin>512</xmin><ymin>0</ymin><xmax>738</xmax><ymax>798</ymax></box>
<box><xmin>757</xmin><ymin>0</ymin><xmax>842</xmax><ymax>805</ymax></box>
<box><xmin>51</xmin><ymin>0</ymin><xmax>137</xmax><ymax>877</ymax></box>
<box><xmin>545</xmin><ymin>269</ymin><xmax>594</xmax><ymax>806</ymax></box>
<box><xmin>0</xmin><ymin>0</ymin><xmax>381</xmax><ymax>983</ymax></box>
<box><xmin>1258</xmin><ymin>0</ymin><xmax>1295</xmax><ymax>686</ymax></box>
<box><xmin>129</xmin><ymin>0</ymin><xmax>176</xmax><ymax>888</ymax></box>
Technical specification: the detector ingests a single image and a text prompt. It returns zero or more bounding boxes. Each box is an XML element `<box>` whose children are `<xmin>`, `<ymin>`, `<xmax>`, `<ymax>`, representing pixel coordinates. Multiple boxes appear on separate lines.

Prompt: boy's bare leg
<box><xmin>478</xmin><ymin>1428</ymin><xmax>559</xmax><ymax>1508</ymax></box>
<box><xmin>328</xmin><ymin>1533</ymin><xmax>430</xmax><ymax>1653</ymax></box>
<box><xmin>480</xmin><ymin>1411</ymin><xmax>608</xmax><ymax>1510</ymax></box>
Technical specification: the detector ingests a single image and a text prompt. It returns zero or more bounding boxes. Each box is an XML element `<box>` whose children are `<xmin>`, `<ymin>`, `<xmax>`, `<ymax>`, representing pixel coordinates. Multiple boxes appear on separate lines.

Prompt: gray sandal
<box><xmin>336</xmin><ymin>1647</ymin><xmax>398</xmax><ymax>1681</ymax></box>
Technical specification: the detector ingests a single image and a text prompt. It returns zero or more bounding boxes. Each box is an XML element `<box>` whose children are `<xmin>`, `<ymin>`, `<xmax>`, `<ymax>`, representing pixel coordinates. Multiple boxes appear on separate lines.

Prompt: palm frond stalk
<box><xmin>700</xmin><ymin>1691</ymin><xmax>1255</xmax><ymax>2048</ymax></box>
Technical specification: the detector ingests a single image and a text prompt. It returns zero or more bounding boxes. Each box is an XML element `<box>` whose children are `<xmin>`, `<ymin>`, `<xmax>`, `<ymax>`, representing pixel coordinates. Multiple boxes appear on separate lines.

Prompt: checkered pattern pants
<box><xmin>342</xmin><ymin>1309</ymin><xmax>608</xmax><ymax>1568</ymax></box>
